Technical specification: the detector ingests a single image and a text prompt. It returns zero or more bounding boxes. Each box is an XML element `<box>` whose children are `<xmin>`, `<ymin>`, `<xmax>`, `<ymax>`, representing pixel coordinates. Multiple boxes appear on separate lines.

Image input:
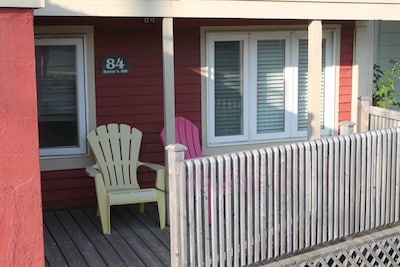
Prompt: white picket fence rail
<box><xmin>167</xmin><ymin>127</ymin><xmax>400</xmax><ymax>267</ymax></box>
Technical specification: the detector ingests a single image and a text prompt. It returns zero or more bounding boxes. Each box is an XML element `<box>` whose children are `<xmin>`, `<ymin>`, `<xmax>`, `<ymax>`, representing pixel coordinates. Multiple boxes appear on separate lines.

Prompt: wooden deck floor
<box><xmin>43</xmin><ymin>204</ymin><xmax>171</xmax><ymax>267</ymax></box>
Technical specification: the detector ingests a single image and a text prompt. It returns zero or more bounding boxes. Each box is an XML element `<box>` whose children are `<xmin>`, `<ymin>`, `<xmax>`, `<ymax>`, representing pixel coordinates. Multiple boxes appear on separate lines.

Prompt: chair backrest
<box><xmin>160</xmin><ymin>117</ymin><xmax>204</xmax><ymax>159</ymax></box>
<box><xmin>87</xmin><ymin>124</ymin><xmax>141</xmax><ymax>190</ymax></box>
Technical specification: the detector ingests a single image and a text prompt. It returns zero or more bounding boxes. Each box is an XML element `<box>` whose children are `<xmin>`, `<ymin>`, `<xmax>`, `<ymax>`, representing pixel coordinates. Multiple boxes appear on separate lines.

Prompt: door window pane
<box><xmin>214</xmin><ymin>41</ymin><xmax>243</xmax><ymax>136</ymax></box>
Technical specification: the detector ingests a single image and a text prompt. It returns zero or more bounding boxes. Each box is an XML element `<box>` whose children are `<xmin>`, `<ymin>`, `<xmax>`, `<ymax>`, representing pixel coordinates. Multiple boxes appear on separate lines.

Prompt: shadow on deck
<box><xmin>43</xmin><ymin>204</ymin><xmax>170</xmax><ymax>267</ymax></box>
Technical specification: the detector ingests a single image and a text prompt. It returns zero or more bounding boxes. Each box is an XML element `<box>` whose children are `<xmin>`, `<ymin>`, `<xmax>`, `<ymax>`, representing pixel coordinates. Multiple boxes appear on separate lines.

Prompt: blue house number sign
<box><xmin>101</xmin><ymin>55</ymin><xmax>130</xmax><ymax>74</ymax></box>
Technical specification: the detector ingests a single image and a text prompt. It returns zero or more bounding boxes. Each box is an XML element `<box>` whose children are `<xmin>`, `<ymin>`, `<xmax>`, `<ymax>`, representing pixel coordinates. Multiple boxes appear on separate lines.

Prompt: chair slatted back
<box><xmin>161</xmin><ymin>117</ymin><xmax>204</xmax><ymax>159</ymax></box>
<box><xmin>87</xmin><ymin>124</ymin><xmax>141</xmax><ymax>190</ymax></box>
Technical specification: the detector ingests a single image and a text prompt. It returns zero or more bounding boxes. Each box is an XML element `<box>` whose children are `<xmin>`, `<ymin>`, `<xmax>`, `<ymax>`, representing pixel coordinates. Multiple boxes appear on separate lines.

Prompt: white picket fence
<box><xmin>167</xmin><ymin>127</ymin><xmax>400</xmax><ymax>267</ymax></box>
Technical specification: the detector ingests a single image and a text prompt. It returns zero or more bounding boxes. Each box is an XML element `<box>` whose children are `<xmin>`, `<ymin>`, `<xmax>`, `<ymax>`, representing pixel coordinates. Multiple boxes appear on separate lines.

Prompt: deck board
<box><xmin>43</xmin><ymin>224</ymin><xmax>68</xmax><ymax>267</ymax></box>
<box><xmin>44</xmin><ymin>212</ymin><xmax>88</xmax><ymax>266</ymax></box>
<box><xmin>55</xmin><ymin>210</ymin><xmax>108</xmax><ymax>267</ymax></box>
<box><xmin>43</xmin><ymin>204</ymin><xmax>171</xmax><ymax>267</ymax></box>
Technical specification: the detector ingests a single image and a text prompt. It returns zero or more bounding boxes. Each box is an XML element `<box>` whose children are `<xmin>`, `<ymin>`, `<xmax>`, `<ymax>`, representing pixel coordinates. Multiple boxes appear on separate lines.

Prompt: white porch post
<box><xmin>162</xmin><ymin>17</ymin><xmax>176</xmax><ymax>225</ymax></box>
<box><xmin>307</xmin><ymin>20</ymin><xmax>322</xmax><ymax>140</ymax></box>
<box><xmin>163</xmin><ymin>17</ymin><xmax>176</xmax><ymax>145</ymax></box>
<box><xmin>352</xmin><ymin>21</ymin><xmax>375</xmax><ymax>132</ymax></box>
<box><xmin>166</xmin><ymin>144</ymin><xmax>187</xmax><ymax>267</ymax></box>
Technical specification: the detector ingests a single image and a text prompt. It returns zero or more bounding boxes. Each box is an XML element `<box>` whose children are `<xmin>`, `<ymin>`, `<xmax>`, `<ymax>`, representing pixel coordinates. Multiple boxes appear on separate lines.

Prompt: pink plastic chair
<box><xmin>160</xmin><ymin>117</ymin><xmax>245</xmax><ymax>224</ymax></box>
<box><xmin>160</xmin><ymin>116</ymin><xmax>204</xmax><ymax>159</ymax></box>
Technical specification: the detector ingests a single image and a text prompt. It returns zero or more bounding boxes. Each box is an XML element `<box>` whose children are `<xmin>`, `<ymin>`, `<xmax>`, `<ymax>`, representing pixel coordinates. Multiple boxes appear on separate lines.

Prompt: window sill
<box><xmin>40</xmin><ymin>154</ymin><xmax>95</xmax><ymax>171</ymax></box>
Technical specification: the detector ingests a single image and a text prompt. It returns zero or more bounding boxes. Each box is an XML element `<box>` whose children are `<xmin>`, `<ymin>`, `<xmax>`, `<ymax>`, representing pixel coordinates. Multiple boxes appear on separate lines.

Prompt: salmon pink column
<box><xmin>0</xmin><ymin>9</ymin><xmax>44</xmax><ymax>266</ymax></box>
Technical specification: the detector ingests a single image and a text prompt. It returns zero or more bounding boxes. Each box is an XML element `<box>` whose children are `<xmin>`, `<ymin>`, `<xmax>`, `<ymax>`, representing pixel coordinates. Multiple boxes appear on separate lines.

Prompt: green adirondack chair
<box><xmin>86</xmin><ymin>124</ymin><xmax>166</xmax><ymax>234</ymax></box>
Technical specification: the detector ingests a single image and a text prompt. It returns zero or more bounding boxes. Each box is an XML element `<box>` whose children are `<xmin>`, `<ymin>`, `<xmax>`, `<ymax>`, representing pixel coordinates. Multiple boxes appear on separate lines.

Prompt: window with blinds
<box><xmin>206</xmin><ymin>30</ymin><xmax>336</xmax><ymax>146</ymax></box>
<box><xmin>35</xmin><ymin>37</ymin><xmax>87</xmax><ymax>157</ymax></box>
<box><xmin>256</xmin><ymin>39</ymin><xmax>286</xmax><ymax>134</ymax></box>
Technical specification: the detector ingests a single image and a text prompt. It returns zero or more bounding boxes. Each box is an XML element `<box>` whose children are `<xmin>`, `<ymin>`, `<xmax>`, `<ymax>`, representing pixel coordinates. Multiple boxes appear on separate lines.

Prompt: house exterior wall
<box><xmin>0</xmin><ymin>8</ymin><xmax>44</xmax><ymax>266</ymax></box>
<box><xmin>34</xmin><ymin>17</ymin><xmax>354</xmax><ymax>208</ymax></box>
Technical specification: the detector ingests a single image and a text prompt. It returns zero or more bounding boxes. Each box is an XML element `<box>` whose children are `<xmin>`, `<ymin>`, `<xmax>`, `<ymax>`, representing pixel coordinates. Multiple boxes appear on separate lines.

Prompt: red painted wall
<box><xmin>34</xmin><ymin>18</ymin><xmax>354</xmax><ymax>208</ymax></box>
<box><xmin>339</xmin><ymin>24</ymin><xmax>354</xmax><ymax>122</ymax></box>
<box><xmin>0</xmin><ymin>9</ymin><xmax>44</xmax><ymax>266</ymax></box>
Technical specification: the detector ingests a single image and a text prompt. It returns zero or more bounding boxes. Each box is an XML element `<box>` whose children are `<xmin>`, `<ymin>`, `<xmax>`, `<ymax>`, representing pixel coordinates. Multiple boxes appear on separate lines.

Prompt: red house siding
<box><xmin>0</xmin><ymin>9</ymin><xmax>44</xmax><ymax>266</ymax></box>
<box><xmin>41</xmin><ymin>169</ymin><xmax>96</xmax><ymax>208</ymax></box>
<box><xmin>35</xmin><ymin>18</ymin><xmax>354</xmax><ymax>209</ymax></box>
<box><xmin>338</xmin><ymin>24</ymin><xmax>354</xmax><ymax>123</ymax></box>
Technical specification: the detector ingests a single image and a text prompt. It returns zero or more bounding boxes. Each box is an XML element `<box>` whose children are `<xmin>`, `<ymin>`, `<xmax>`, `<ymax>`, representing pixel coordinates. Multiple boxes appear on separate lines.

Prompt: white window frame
<box><xmin>248</xmin><ymin>31</ymin><xmax>292</xmax><ymax>141</ymax></box>
<box><xmin>207</xmin><ymin>33</ymin><xmax>250</xmax><ymax>144</ymax></box>
<box><xmin>205</xmin><ymin>28</ymin><xmax>337</xmax><ymax>148</ymax></box>
<box><xmin>35</xmin><ymin>26</ymin><xmax>96</xmax><ymax>171</ymax></box>
<box><xmin>35</xmin><ymin>37</ymin><xmax>87</xmax><ymax>157</ymax></box>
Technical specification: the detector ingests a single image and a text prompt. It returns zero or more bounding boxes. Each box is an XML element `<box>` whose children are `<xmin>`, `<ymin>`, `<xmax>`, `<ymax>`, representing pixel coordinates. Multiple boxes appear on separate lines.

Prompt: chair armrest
<box><xmin>138</xmin><ymin>161</ymin><xmax>165</xmax><ymax>191</ymax></box>
<box><xmin>86</xmin><ymin>165</ymin><xmax>101</xmax><ymax>177</ymax></box>
<box><xmin>85</xmin><ymin>165</ymin><xmax>107</xmax><ymax>199</ymax></box>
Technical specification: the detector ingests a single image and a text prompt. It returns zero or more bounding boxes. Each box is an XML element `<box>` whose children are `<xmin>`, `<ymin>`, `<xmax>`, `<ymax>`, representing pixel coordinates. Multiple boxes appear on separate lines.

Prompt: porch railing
<box><xmin>167</xmin><ymin>127</ymin><xmax>400</xmax><ymax>266</ymax></box>
<box><xmin>358</xmin><ymin>96</ymin><xmax>400</xmax><ymax>132</ymax></box>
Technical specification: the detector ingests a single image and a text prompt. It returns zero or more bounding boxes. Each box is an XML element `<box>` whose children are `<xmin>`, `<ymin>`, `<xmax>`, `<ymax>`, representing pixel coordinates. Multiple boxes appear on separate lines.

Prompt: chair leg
<box><xmin>157</xmin><ymin>190</ymin><xmax>166</xmax><ymax>229</ymax></box>
<box><xmin>98</xmin><ymin>202</ymin><xmax>111</xmax><ymax>234</ymax></box>
<box><xmin>138</xmin><ymin>203</ymin><xmax>145</xmax><ymax>213</ymax></box>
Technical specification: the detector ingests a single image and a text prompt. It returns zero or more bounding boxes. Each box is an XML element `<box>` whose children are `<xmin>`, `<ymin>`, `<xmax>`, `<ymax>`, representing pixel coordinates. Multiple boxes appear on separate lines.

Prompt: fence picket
<box><xmin>201</xmin><ymin>158</ymin><xmax>210</xmax><ymax>267</ymax></box>
<box><xmin>279</xmin><ymin>146</ymin><xmax>287</xmax><ymax>254</ymax></box>
<box><xmin>375</xmin><ymin>131</ymin><xmax>384</xmax><ymax>226</ymax></box>
<box><xmin>239</xmin><ymin>153</ymin><xmax>246</xmax><ymax>267</ymax></box>
<box><xmin>266</xmin><ymin>148</ymin><xmax>273</xmax><ymax>259</ymax></box>
<box><xmin>223</xmin><ymin>155</ymin><xmax>233</xmax><ymax>267</ymax></box>
<box><xmin>181</xmin><ymin>161</ymin><xmax>188</xmax><ymax>267</ymax></box>
<box><xmin>186</xmin><ymin>161</ymin><xmax>196</xmax><ymax>266</ymax></box>
<box><xmin>217</xmin><ymin>156</ymin><xmax>225</xmax><ymax>266</ymax></box>
<box><xmin>291</xmin><ymin>144</ymin><xmax>299</xmax><ymax>251</ymax></box>
<box><xmin>389</xmin><ymin>129</ymin><xmax>396</xmax><ymax>223</ymax></box>
<box><xmin>371</xmin><ymin>131</ymin><xmax>377</xmax><ymax>229</ymax></box>
<box><xmin>359</xmin><ymin>133</ymin><xmax>366</xmax><ymax>232</ymax></box>
<box><xmin>259</xmin><ymin>150</ymin><xmax>267</xmax><ymax>260</ymax></box>
<box><xmin>344</xmin><ymin>135</ymin><xmax>351</xmax><ymax>236</ymax></box>
<box><xmin>252</xmin><ymin>150</ymin><xmax>260</xmax><ymax>263</ymax></box>
<box><xmin>310</xmin><ymin>141</ymin><xmax>318</xmax><ymax>246</ymax></box>
<box><xmin>326</xmin><ymin>138</ymin><xmax>334</xmax><ymax>241</ymax></box>
<box><xmin>285</xmin><ymin>145</ymin><xmax>293</xmax><ymax>253</ymax></box>
<box><xmin>396</xmin><ymin>129</ymin><xmax>400</xmax><ymax>222</ymax></box>
<box><xmin>194</xmin><ymin>160</ymin><xmax>204</xmax><ymax>267</ymax></box>
<box><xmin>338</xmin><ymin>135</ymin><xmax>345</xmax><ymax>238</ymax></box>
<box><xmin>231</xmin><ymin>154</ymin><xmax>239</xmax><ymax>267</ymax></box>
<box><xmin>298</xmin><ymin>143</ymin><xmax>305</xmax><ymax>250</ymax></box>
<box><xmin>349</xmin><ymin>134</ymin><xmax>356</xmax><ymax>235</ymax></box>
<box><xmin>316</xmin><ymin>140</ymin><xmax>323</xmax><ymax>244</ymax></box>
<box><xmin>333</xmin><ymin>137</ymin><xmax>340</xmax><ymax>239</ymax></box>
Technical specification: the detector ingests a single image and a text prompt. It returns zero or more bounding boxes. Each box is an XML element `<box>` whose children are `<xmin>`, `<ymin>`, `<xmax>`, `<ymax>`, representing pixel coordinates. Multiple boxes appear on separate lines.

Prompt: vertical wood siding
<box><xmin>35</xmin><ymin>17</ymin><xmax>354</xmax><ymax>208</ymax></box>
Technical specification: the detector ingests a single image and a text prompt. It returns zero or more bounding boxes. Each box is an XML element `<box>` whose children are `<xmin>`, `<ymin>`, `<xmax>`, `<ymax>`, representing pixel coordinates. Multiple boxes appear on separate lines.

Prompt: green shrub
<box><xmin>373</xmin><ymin>59</ymin><xmax>400</xmax><ymax>109</ymax></box>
